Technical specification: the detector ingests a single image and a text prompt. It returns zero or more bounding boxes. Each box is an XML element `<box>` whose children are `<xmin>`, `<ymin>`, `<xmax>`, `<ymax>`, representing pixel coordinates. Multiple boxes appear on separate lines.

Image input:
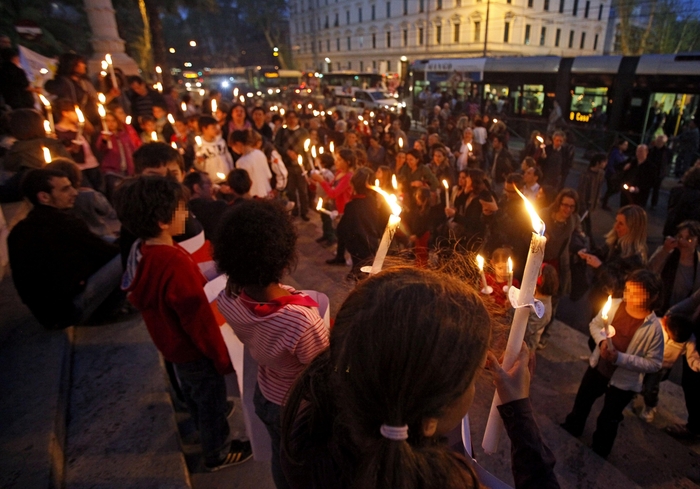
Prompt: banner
<box><xmin>18</xmin><ymin>45</ymin><xmax>56</xmax><ymax>89</ymax></box>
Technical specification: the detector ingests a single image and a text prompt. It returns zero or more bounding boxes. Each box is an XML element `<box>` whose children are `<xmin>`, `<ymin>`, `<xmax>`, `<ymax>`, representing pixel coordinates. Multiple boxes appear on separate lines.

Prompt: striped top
<box><xmin>217</xmin><ymin>286</ymin><xmax>329</xmax><ymax>406</ymax></box>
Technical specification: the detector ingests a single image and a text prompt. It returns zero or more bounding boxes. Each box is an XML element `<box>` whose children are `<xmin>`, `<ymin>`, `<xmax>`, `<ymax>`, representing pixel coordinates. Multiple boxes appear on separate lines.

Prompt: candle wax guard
<box><xmin>507</xmin><ymin>286</ymin><xmax>545</xmax><ymax>318</ymax></box>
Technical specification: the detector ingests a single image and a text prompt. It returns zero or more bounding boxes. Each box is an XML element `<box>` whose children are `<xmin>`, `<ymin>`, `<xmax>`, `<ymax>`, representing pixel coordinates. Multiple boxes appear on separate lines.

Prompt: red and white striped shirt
<box><xmin>217</xmin><ymin>285</ymin><xmax>329</xmax><ymax>406</ymax></box>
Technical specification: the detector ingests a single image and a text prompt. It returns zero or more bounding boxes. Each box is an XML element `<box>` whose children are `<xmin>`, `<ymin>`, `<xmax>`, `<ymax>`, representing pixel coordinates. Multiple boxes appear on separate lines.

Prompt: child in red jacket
<box><xmin>114</xmin><ymin>176</ymin><xmax>251</xmax><ymax>471</ymax></box>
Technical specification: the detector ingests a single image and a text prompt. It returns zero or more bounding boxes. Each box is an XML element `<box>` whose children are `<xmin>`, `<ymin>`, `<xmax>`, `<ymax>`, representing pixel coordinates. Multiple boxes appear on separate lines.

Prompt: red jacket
<box><xmin>122</xmin><ymin>242</ymin><xmax>233</xmax><ymax>374</ymax></box>
<box><xmin>319</xmin><ymin>171</ymin><xmax>353</xmax><ymax>214</ymax></box>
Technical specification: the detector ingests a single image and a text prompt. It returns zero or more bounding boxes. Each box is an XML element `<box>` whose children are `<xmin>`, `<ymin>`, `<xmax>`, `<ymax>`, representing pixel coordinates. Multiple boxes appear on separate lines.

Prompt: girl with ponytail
<box><xmin>282</xmin><ymin>266</ymin><xmax>560</xmax><ymax>489</ymax></box>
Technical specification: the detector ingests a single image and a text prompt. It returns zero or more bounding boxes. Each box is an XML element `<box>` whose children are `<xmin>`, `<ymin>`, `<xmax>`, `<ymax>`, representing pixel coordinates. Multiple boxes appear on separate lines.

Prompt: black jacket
<box><xmin>8</xmin><ymin>205</ymin><xmax>119</xmax><ymax>328</ymax></box>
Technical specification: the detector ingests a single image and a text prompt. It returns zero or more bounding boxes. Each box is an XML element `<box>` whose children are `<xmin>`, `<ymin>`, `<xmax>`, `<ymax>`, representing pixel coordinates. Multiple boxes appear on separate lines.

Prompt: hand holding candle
<box><xmin>482</xmin><ymin>186</ymin><xmax>547</xmax><ymax>453</ymax></box>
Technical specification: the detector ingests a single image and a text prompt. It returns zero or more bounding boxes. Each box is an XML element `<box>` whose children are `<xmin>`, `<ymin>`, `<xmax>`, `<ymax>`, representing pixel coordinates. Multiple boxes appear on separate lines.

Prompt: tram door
<box><xmin>483</xmin><ymin>83</ymin><xmax>551</xmax><ymax>118</ymax></box>
<box><xmin>643</xmin><ymin>92</ymin><xmax>699</xmax><ymax>139</ymax></box>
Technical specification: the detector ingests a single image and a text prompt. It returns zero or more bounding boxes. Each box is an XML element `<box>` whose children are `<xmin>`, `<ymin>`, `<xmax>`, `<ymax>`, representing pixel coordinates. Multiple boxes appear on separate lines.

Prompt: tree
<box><xmin>236</xmin><ymin>0</ymin><xmax>291</xmax><ymax>68</ymax></box>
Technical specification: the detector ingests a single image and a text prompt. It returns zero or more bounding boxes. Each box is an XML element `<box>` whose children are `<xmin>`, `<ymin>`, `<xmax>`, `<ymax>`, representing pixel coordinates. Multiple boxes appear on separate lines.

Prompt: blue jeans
<box><xmin>253</xmin><ymin>383</ymin><xmax>290</xmax><ymax>489</ymax></box>
<box><xmin>72</xmin><ymin>254</ymin><xmax>122</xmax><ymax>324</ymax></box>
<box><xmin>174</xmin><ymin>358</ymin><xmax>230</xmax><ymax>466</ymax></box>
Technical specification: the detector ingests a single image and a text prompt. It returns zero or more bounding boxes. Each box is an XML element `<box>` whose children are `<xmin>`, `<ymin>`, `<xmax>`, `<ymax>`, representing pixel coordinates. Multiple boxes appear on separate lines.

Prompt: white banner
<box><xmin>18</xmin><ymin>45</ymin><xmax>56</xmax><ymax>89</ymax></box>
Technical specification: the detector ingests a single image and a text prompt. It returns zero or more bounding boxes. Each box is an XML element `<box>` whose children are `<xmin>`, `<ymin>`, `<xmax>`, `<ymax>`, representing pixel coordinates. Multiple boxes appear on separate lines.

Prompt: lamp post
<box><xmin>483</xmin><ymin>0</ymin><xmax>491</xmax><ymax>56</ymax></box>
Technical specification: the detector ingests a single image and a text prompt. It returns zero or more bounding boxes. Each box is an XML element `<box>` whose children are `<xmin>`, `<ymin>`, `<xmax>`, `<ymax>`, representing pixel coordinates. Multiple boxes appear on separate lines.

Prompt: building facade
<box><xmin>289</xmin><ymin>0</ymin><xmax>610</xmax><ymax>73</ymax></box>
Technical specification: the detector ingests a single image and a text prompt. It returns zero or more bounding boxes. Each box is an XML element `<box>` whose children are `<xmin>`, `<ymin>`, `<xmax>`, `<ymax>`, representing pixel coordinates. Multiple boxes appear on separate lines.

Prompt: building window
<box><xmin>555</xmin><ymin>28</ymin><xmax>561</xmax><ymax>46</ymax></box>
<box><xmin>346</xmin><ymin>10</ymin><xmax>350</xmax><ymax>24</ymax></box>
<box><xmin>419</xmin><ymin>0</ymin><xmax>424</xmax><ymax>13</ymax></box>
<box><xmin>302</xmin><ymin>20</ymin><xmax>306</xmax><ymax>33</ymax></box>
<box><xmin>403</xmin><ymin>28</ymin><xmax>408</xmax><ymax>45</ymax></box>
<box><xmin>326</xmin><ymin>39</ymin><xmax>330</xmax><ymax>51</ymax></box>
<box><xmin>403</xmin><ymin>0</ymin><xmax>408</xmax><ymax>14</ymax></box>
<box><xmin>454</xmin><ymin>23</ymin><xmax>460</xmax><ymax>42</ymax></box>
<box><xmin>372</xmin><ymin>32</ymin><xmax>377</xmax><ymax>48</ymax></box>
<box><xmin>593</xmin><ymin>33</ymin><xmax>599</xmax><ymax>49</ymax></box>
<box><xmin>584</xmin><ymin>0</ymin><xmax>590</xmax><ymax>17</ymax></box>
<box><xmin>598</xmin><ymin>3</ymin><xmax>604</xmax><ymax>20</ymax></box>
<box><xmin>336</xmin><ymin>38</ymin><xmax>340</xmax><ymax>50</ymax></box>
<box><xmin>559</xmin><ymin>0</ymin><xmax>565</xmax><ymax>12</ymax></box>
<box><xmin>347</xmin><ymin>37</ymin><xmax>351</xmax><ymax>49</ymax></box>
<box><xmin>387</xmin><ymin>1</ymin><xmax>391</xmax><ymax>17</ymax></box>
<box><xmin>419</xmin><ymin>27</ymin><xmax>424</xmax><ymax>44</ymax></box>
<box><xmin>437</xmin><ymin>0</ymin><xmax>442</xmax><ymax>9</ymax></box>
<box><xmin>319</xmin><ymin>40</ymin><xmax>322</xmax><ymax>52</ymax></box>
<box><xmin>337</xmin><ymin>62</ymin><xmax>340</xmax><ymax>70</ymax></box>
<box><xmin>387</xmin><ymin>60</ymin><xmax>392</xmax><ymax>71</ymax></box>
<box><xmin>436</xmin><ymin>25</ymin><xmax>442</xmax><ymax>43</ymax></box>
<box><xmin>359</xmin><ymin>7</ymin><xmax>363</xmax><ymax>22</ymax></box>
<box><xmin>348</xmin><ymin>61</ymin><xmax>352</xmax><ymax>69</ymax></box>
<box><xmin>544</xmin><ymin>0</ymin><xmax>550</xmax><ymax>9</ymax></box>
<box><xmin>456</xmin><ymin>0</ymin><xmax>462</xmax><ymax>4</ymax></box>
<box><xmin>572</xmin><ymin>0</ymin><xmax>578</xmax><ymax>15</ymax></box>
<box><xmin>524</xmin><ymin>24</ymin><xmax>531</xmax><ymax>44</ymax></box>
<box><xmin>568</xmin><ymin>30</ymin><xmax>574</xmax><ymax>47</ymax></box>
<box><xmin>580</xmin><ymin>31</ymin><xmax>586</xmax><ymax>48</ymax></box>
<box><xmin>504</xmin><ymin>21</ymin><xmax>510</xmax><ymax>42</ymax></box>
<box><xmin>371</xmin><ymin>4</ymin><xmax>376</xmax><ymax>20</ymax></box>
<box><xmin>373</xmin><ymin>60</ymin><xmax>377</xmax><ymax>69</ymax></box>
<box><xmin>324</xmin><ymin>15</ymin><xmax>329</xmax><ymax>28</ymax></box>
<box><xmin>387</xmin><ymin>31</ymin><xmax>392</xmax><ymax>47</ymax></box>
<box><xmin>527</xmin><ymin>0</ymin><xmax>533</xmax><ymax>7</ymax></box>
<box><xmin>540</xmin><ymin>26</ymin><xmax>546</xmax><ymax>45</ymax></box>
<box><xmin>360</xmin><ymin>60</ymin><xmax>364</xmax><ymax>71</ymax></box>
<box><xmin>474</xmin><ymin>21</ymin><xmax>481</xmax><ymax>41</ymax></box>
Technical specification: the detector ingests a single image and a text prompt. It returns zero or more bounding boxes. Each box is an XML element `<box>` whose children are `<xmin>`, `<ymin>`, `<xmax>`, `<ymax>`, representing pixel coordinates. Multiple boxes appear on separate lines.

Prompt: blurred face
<box><xmin>636</xmin><ymin>145</ymin><xmax>648</xmax><ymax>162</ymax></box>
<box><xmin>523</xmin><ymin>167</ymin><xmax>537</xmax><ymax>184</ymax></box>
<box><xmin>676</xmin><ymin>228</ymin><xmax>698</xmax><ymax>251</ymax></box>
<box><xmin>141</xmin><ymin>120</ymin><xmax>156</xmax><ymax>133</ymax></box>
<box><xmin>286</xmin><ymin>113</ymin><xmax>299</xmax><ymax>127</ymax></box>
<box><xmin>463</xmin><ymin>129</ymin><xmax>472</xmax><ymax>141</ymax></box>
<box><xmin>202</xmin><ymin>124</ymin><xmax>219</xmax><ymax>139</ymax></box>
<box><xmin>624</xmin><ymin>281</ymin><xmax>650</xmax><ymax>311</ymax></box>
<box><xmin>465</xmin><ymin>176</ymin><xmax>474</xmax><ymax>193</ymax></box>
<box><xmin>620</xmin><ymin>141</ymin><xmax>629</xmax><ymax>152</ymax></box>
<box><xmin>654</xmin><ymin>135</ymin><xmax>666</xmax><ymax>148</ymax></box>
<box><xmin>252</xmin><ymin>110</ymin><xmax>265</xmax><ymax>126</ymax></box>
<box><xmin>73</xmin><ymin>60</ymin><xmax>87</xmax><ymax>76</ymax></box>
<box><xmin>169</xmin><ymin>201</ymin><xmax>188</xmax><ymax>236</ymax></box>
<box><xmin>458</xmin><ymin>172</ymin><xmax>467</xmax><ymax>188</ymax></box>
<box><xmin>614</xmin><ymin>213</ymin><xmax>630</xmax><ymax>238</ymax></box>
<box><xmin>396</xmin><ymin>152</ymin><xmax>406</xmax><ymax>167</ymax></box>
<box><xmin>406</xmin><ymin>153</ymin><xmax>419</xmax><ymax>170</ymax></box>
<box><xmin>196</xmin><ymin>174</ymin><xmax>214</xmax><ymax>199</ymax></box>
<box><xmin>492</xmin><ymin>138</ymin><xmax>502</xmax><ymax>150</ymax></box>
<box><xmin>558</xmin><ymin>196</ymin><xmax>576</xmax><ymax>219</ymax></box>
<box><xmin>215</xmin><ymin>109</ymin><xmax>226</xmax><ymax>122</ymax></box>
<box><xmin>347</xmin><ymin>133</ymin><xmax>357</xmax><ymax>146</ymax></box>
<box><xmin>433</xmin><ymin>150</ymin><xmax>445</xmax><ymax>165</ymax></box>
<box><xmin>413</xmin><ymin>141</ymin><xmax>423</xmax><ymax>152</ymax></box>
<box><xmin>166</xmin><ymin>161</ymin><xmax>184</xmax><ymax>183</ymax></box>
<box><xmin>493</xmin><ymin>259</ymin><xmax>508</xmax><ymax>281</ymax></box>
<box><xmin>153</xmin><ymin>106</ymin><xmax>166</xmax><ymax>119</ymax></box>
<box><xmin>504</xmin><ymin>182</ymin><xmax>519</xmax><ymax>201</ymax></box>
<box><xmin>335</xmin><ymin>156</ymin><xmax>348</xmax><ymax>172</ymax></box>
<box><xmin>113</xmin><ymin>107</ymin><xmax>126</xmax><ymax>123</ymax></box>
<box><xmin>105</xmin><ymin>114</ymin><xmax>119</xmax><ymax>132</ymax></box>
<box><xmin>40</xmin><ymin>177</ymin><xmax>78</xmax><ymax>209</ymax></box>
<box><xmin>553</xmin><ymin>135</ymin><xmax>564</xmax><ymax>148</ymax></box>
<box><xmin>428</xmin><ymin>134</ymin><xmax>439</xmax><ymax>147</ymax></box>
<box><xmin>232</xmin><ymin>105</ymin><xmax>246</xmax><ymax>122</ymax></box>
<box><xmin>130</xmin><ymin>81</ymin><xmax>147</xmax><ymax>96</ymax></box>
<box><xmin>62</xmin><ymin>109</ymin><xmax>78</xmax><ymax>124</ymax></box>
<box><xmin>174</xmin><ymin>120</ymin><xmax>187</xmax><ymax>134</ymax></box>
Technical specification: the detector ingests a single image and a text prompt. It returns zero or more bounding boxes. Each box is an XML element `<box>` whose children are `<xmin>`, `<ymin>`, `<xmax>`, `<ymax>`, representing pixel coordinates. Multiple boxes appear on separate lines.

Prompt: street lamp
<box><xmin>189</xmin><ymin>40</ymin><xmax>197</xmax><ymax>47</ymax></box>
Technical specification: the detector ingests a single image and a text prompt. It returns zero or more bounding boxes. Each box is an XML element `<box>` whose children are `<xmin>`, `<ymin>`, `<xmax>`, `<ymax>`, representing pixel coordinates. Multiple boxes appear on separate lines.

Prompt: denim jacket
<box><xmin>589</xmin><ymin>298</ymin><xmax>664</xmax><ymax>392</ymax></box>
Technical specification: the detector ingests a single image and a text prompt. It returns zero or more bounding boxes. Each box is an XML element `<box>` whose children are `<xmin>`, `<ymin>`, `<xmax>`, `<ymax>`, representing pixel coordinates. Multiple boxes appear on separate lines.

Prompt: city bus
<box><xmin>317</xmin><ymin>71</ymin><xmax>387</xmax><ymax>96</ymax></box>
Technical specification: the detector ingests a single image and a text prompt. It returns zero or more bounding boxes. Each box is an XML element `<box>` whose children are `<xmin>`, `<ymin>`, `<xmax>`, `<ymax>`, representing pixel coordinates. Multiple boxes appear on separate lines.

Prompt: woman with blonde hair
<box><xmin>578</xmin><ymin>205</ymin><xmax>648</xmax><ymax>322</ymax></box>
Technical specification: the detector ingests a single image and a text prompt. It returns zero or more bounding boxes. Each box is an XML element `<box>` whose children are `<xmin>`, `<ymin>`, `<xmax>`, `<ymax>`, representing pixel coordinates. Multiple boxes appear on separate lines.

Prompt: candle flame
<box><xmin>155</xmin><ymin>66</ymin><xmax>162</xmax><ymax>74</ymax></box>
<box><xmin>514</xmin><ymin>186</ymin><xmax>545</xmax><ymax>235</ymax></box>
<box><xmin>311</xmin><ymin>146</ymin><xmax>317</xmax><ymax>158</ymax></box>
<box><xmin>98</xmin><ymin>93</ymin><xmax>106</xmax><ymax>104</ymax></box>
<box><xmin>42</xmin><ymin>146</ymin><xmax>51</xmax><ymax>164</ymax></box>
<box><xmin>216</xmin><ymin>172</ymin><xmax>226</xmax><ymax>180</ymax></box>
<box><xmin>476</xmin><ymin>254</ymin><xmax>485</xmax><ymax>271</ymax></box>
<box><xmin>442</xmin><ymin>179</ymin><xmax>449</xmax><ymax>190</ymax></box>
<box><xmin>493</xmin><ymin>118</ymin><xmax>498</xmax><ymax>123</ymax></box>
<box><xmin>75</xmin><ymin>106</ymin><xmax>84</xmax><ymax>124</ymax></box>
<box><xmin>536</xmin><ymin>136</ymin><xmax>544</xmax><ymax>144</ymax></box>
<box><xmin>105</xmin><ymin>54</ymin><xmax>112</xmax><ymax>65</ymax></box>
<box><xmin>44</xmin><ymin>120</ymin><xmax>51</xmax><ymax>134</ymax></box>
<box><xmin>211</xmin><ymin>99</ymin><xmax>217</xmax><ymax>113</ymax></box>
<box><xmin>358</xmin><ymin>115</ymin><xmax>364</xmax><ymax>121</ymax></box>
<box><xmin>507</xmin><ymin>257</ymin><xmax>513</xmax><ymax>273</ymax></box>
<box><xmin>398</xmin><ymin>137</ymin><xmax>404</xmax><ymax>148</ymax></box>
<box><xmin>167</xmin><ymin>114</ymin><xmax>175</xmax><ymax>124</ymax></box>
<box><xmin>279</xmin><ymin>108</ymin><xmax>285</xmax><ymax>116</ymax></box>
<box><xmin>125</xmin><ymin>115</ymin><xmax>132</xmax><ymax>125</ymax></box>
<box><xmin>329</xmin><ymin>141</ymin><xmax>334</xmax><ymax>153</ymax></box>
<box><xmin>101</xmin><ymin>60</ymin><xmax>108</xmax><ymax>70</ymax></box>
<box><xmin>319</xmin><ymin>146</ymin><xmax>324</xmax><ymax>154</ymax></box>
<box><xmin>97</xmin><ymin>103</ymin><xmax>106</xmax><ymax>118</ymax></box>
<box><xmin>602</xmin><ymin>295</ymin><xmax>612</xmax><ymax>320</ymax></box>
<box><xmin>392</xmin><ymin>174</ymin><xmax>398</xmax><ymax>190</ymax></box>
<box><xmin>467</xmin><ymin>142</ymin><xmax>472</xmax><ymax>151</ymax></box>
<box><xmin>370</xmin><ymin>111</ymin><xmax>375</xmax><ymax>118</ymax></box>
<box><xmin>233</xmin><ymin>88</ymin><xmax>239</xmax><ymax>97</ymax></box>
<box><xmin>370</xmin><ymin>185</ymin><xmax>402</xmax><ymax>217</ymax></box>
<box><xmin>195</xmin><ymin>135</ymin><xmax>202</xmax><ymax>146</ymax></box>
<box><xmin>316</xmin><ymin>198</ymin><xmax>323</xmax><ymax>211</ymax></box>
<box><xmin>181</xmin><ymin>101</ymin><xmax>187</xmax><ymax>112</ymax></box>
<box><xmin>297</xmin><ymin>154</ymin><xmax>303</xmax><ymax>167</ymax></box>
<box><xmin>375</xmin><ymin>179</ymin><xmax>380</xmax><ymax>187</ymax></box>
<box><xmin>171</xmin><ymin>142</ymin><xmax>177</xmax><ymax>149</ymax></box>
<box><xmin>623</xmin><ymin>184</ymin><xmax>629</xmax><ymax>190</ymax></box>
<box><xmin>151</xmin><ymin>131</ymin><xmax>158</xmax><ymax>141</ymax></box>
<box><xmin>304</xmin><ymin>139</ymin><xmax>311</xmax><ymax>151</ymax></box>
<box><xmin>363</xmin><ymin>120</ymin><xmax>368</xmax><ymax>126</ymax></box>
<box><xmin>38</xmin><ymin>93</ymin><xmax>51</xmax><ymax>107</ymax></box>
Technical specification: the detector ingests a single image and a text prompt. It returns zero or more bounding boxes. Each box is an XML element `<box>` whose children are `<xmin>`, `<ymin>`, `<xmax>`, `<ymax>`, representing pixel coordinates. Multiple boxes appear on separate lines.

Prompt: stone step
<box><xmin>64</xmin><ymin>318</ymin><xmax>191</xmax><ymax>489</ymax></box>
<box><xmin>0</xmin><ymin>276</ymin><xmax>73</xmax><ymax>489</ymax></box>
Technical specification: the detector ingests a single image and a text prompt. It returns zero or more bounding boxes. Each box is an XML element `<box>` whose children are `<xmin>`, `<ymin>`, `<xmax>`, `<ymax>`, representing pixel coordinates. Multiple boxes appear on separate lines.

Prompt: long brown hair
<box><xmin>605</xmin><ymin>205</ymin><xmax>648</xmax><ymax>262</ymax></box>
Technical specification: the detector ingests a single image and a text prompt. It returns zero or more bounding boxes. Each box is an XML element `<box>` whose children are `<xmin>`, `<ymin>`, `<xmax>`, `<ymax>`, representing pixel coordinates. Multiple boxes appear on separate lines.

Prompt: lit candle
<box><xmin>297</xmin><ymin>154</ymin><xmax>306</xmax><ymax>175</ymax></box>
<box><xmin>38</xmin><ymin>94</ymin><xmax>54</xmax><ymax>134</ymax></box>
<box><xmin>329</xmin><ymin>141</ymin><xmax>334</xmax><ymax>154</ymax></box>
<box><xmin>482</xmin><ymin>187</ymin><xmax>547</xmax><ymax>454</ymax></box>
<box><xmin>44</xmin><ymin>120</ymin><xmax>51</xmax><ymax>135</ymax></box>
<box><xmin>155</xmin><ymin>65</ymin><xmax>163</xmax><ymax>86</ymax></box>
<box><xmin>304</xmin><ymin>138</ymin><xmax>311</xmax><ymax>152</ymax></box>
<box><xmin>316</xmin><ymin>198</ymin><xmax>333</xmax><ymax>216</ymax></box>
<box><xmin>125</xmin><ymin>115</ymin><xmax>132</xmax><ymax>125</ymax></box>
<box><xmin>476</xmin><ymin>255</ymin><xmax>492</xmax><ymax>295</ymax></box>
<box><xmin>195</xmin><ymin>135</ymin><xmax>202</xmax><ymax>147</ymax></box>
<box><xmin>233</xmin><ymin>87</ymin><xmax>239</xmax><ymax>98</ymax></box>
<box><xmin>167</xmin><ymin>113</ymin><xmax>175</xmax><ymax>125</ymax></box>
<box><xmin>42</xmin><ymin>146</ymin><xmax>52</xmax><ymax>164</ymax></box>
<box><xmin>601</xmin><ymin>295</ymin><xmax>615</xmax><ymax>351</ymax></box>
<box><xmin>442</xmin><ymin>179</ymin><xmax>450</xmax><ymax>207</ymax></box>
<box><xmin>171</xmin><ymin>141</ymin><xmax>178</xmax><ymax>150</ymax></box>
<box><xmin>375</xmin><ymin>178</ymin><xmax>380</xmax><ymax>187</ymax></box>
<box><xmin>216</xmin><ymin>172</ymin><xmax>226</xmax><ymax>181</ymax></box>
<box><xmin>319</xmin><ymin>146</ymin><xmax>325</xmax><ymax>155</ymax></box>
<box><xmin>504</xmin><ymin>257</ymin><xmax>513</xmax><ymax>292</ymax></box>
<box><xmin>370</xmin><ymin>111</ymin><xmax>375</xmax><ymax>118</ymax></box>
<box><xmin>97</xmin><ymin>103</ymin><xmax>113</xmax><ymax>149</ymax></box>
<box><xmin>369</xmin><ymin>186</ymin><xmax>402</xmax><ymax>274</ymax></box>
<box><xmin>279</xmin><ymin>108</ymin><xmax>285</xmax><ymax>117</ymax></box>
<box><xmin>105</xmin><ymin>53</ymin><xmax>118</xmax><ymax>89</ymax></box>
<box><xmin>211</xmin><ymin>99</ymin><xmax>217</xmax><ymax>115</ymax></box>
<box><xmin>392</xmin><ymin>174</ymin><xmax>398</xmax><ymax>190</ymax></box>
<box><xmin>181</xmin><ymin>101</ymin><xmax>187</xmax><ymax>112</ymax></box>
<box><xmin>151</xmin><ymin>131</ymin><xmax>158</xmax><ymax>142</ymax></box>
<box><xmin>311</xmin><ymin>146</ymin><xmax>317</xmax><ymax>158</ymax></box>
<box><xmin>398</xmin><ymin>137</ymin><xmax>404</xmax><ymax>148</ymax></box>
<box><xmin>467</xmin><ymin>142</ymin><xmax>472</xmax><ymax>156</ymax></box>
<box><xmin>75</xmin><ymin>106</ymin><xmax>85</xmax><ymax>140</ymax></box>
<box><xmin>239</xmin><ymin>95</ymin><xmax>246</xmax><ymax>104</ymax></box>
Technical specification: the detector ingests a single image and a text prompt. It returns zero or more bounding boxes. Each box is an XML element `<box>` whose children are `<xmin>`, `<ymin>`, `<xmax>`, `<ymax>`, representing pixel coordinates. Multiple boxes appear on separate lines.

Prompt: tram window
<box><xmin>570</xmin><ymin>86</ymin><xmax>607</xmax><ymax>115</ymax></box>
<box><xmin>522</xmin><ymin>84</ymin><xmax>545</xmax><ymax>115</ymax></box>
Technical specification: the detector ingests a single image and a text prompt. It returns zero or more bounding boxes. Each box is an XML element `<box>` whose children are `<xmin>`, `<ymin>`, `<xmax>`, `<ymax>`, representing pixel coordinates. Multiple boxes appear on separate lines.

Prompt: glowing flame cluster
<box><xmin>514</xmin><ymin>186</ymin><xmax>545</xmax><ymax>235</ymax></box>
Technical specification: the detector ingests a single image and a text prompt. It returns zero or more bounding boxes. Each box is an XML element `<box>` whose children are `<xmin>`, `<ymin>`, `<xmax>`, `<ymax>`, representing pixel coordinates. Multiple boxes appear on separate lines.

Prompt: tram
<box><xmin>406</xmin><ymin>54</ymin><xmax>700</xmax><ymax>143</ymax></box>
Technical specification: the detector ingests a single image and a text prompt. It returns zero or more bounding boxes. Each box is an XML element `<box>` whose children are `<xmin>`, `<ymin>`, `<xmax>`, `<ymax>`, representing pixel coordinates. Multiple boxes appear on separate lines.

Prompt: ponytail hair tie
<box><xmin>380</xmin><ymin>424</ymin><xmax>409</xmax><ymax>441</ymax></box>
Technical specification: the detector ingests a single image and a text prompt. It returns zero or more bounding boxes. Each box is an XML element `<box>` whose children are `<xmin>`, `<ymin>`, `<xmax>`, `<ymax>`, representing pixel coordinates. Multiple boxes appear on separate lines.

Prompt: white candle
<box><xmin>316</xmin><ymin>198</ymin><xmax>333</xmax><ymax>216</ymax></box>
<box><xmin>216</xmin><ymin>172</ymin><xmax>226</xmax><ymax>181</ymax></box>
<box><xmin>370</xmin><ymin>187</ymin><xmax>402</xmax><ymax>274</ymax></box>
<box><xmin>44</xmin><ymin>120</ymin><xmax>51</xmax><ymax>135</ymax></box>
<box><xmin>398</xmin><ymin>137</ymin><xmax>404</xmax><ymax>149</ymax></box>
<box><xmin>171</xmin><ymin>141</ymin><xmax>178</xmax><ymax>150</ymax></box>
<box><xmin>476</xmin><ymin>255</ymin><xmax>492</xmax><ymax>294</ymax></box>
<box><xmin>125</xmin><ymin>115</ymin><xmax>132</xmax><ymax>125</ymax></box>
<box><xmin>38</xmin><ymin>94</ymin><xmax>54</xmax><ymax>134</ymax></box>
<box><xmin>601</xmin><ymin>295</ymin><xmax>614</xmax><ymax>350</ymax></box>
<box><xmin>329</xmin><ymin>141</ymin><xmax>334</xmax><ymax>154</ymax></box>
<box><xmin>195</xmin><ymin>135</ymin><xmax>202</xmax><ymax>147</ymax></box>
<box><xmin>42</xmin><ymin>146</ymin><xmax>52</xmax><ymax>164</ymax></box>
<box><xmin>392</xmin><ymin>174</ymin><xmax>398</xmax><ymax>190</ymax></box>
<box><xmin>181</xmin><ymin>101</ymin><xmax>187</xmax><ymax>112</ymax></box>
<box><xmin>507</xmin><ymin>257</ymin><xmax>513</xmax><ymax>291</ymax></box>
<box><xmin>211</xmin><ymin>99</ymin><xmax>217</xmax><ymax>115</ymax></box>
<box><xmin>97</xmin><ymin>103</ymin><xmax>113</xmax><ymax>149</ymax></box>
<box><xmin>75</xmin><ymin>106</ymin><xmax>85</xmax><ymax>140</ymax></box>
<box><xmin>319</xmin><ymin>146</ymin><xmax>324</xmax><ymax>155</ymax></box>
<box><xmin>151</xmin><ymin>131</ymin><xmax>158</xmax><ymax>142</ymax></box>
<box><xmin>482</xmin><ymin>186</ymin><xmax>547</xmax><ymax>454</ymax></box>
<box><xmin>105</xmin><ymin>54</ymin><xmax>118</xmax><ymax>89</ymax></box>
<box><xmin>442</xmin><ymin>179</ymin><xmax>450</xmax><ymax>207</ymax></box>
<box><xmin>297</xmin><ymin>154</ymin><xmax>306</xmax><ymax>175</ymax></box>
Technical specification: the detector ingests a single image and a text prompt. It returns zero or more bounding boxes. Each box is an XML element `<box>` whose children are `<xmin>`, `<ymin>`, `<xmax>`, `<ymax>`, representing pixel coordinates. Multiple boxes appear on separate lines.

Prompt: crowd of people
<box><xmin>1</xmin><ymin>48</ymin><xmax>700</xmax><ymax>487</ymax></box>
